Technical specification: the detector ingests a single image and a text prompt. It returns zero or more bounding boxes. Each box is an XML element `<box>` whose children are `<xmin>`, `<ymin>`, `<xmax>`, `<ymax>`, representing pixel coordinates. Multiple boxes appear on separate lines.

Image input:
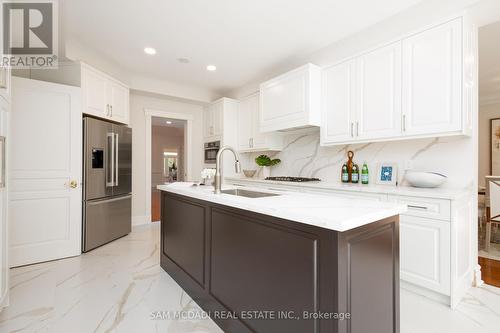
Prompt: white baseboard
<box><xmin>132</xmin><ymin>215</ymin><xmax>151</xmax><ymax>226</ymax></box>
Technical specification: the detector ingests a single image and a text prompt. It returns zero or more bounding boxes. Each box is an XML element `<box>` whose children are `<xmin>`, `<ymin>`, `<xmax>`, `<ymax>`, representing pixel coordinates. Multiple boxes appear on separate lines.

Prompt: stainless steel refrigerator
<box><xmin>83</xmin><ymin>117</ymin><xmax>132</xmax><ymax>252</ymax></box>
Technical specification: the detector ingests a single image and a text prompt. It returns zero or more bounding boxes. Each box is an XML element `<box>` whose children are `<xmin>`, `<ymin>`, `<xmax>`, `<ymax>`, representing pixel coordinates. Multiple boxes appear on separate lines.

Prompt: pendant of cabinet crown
<box><xmin>321</xmin><ymin>16</ymin><xmax>473</xmax><ymax>146</ymax></box>
<box><xmin>237</xmin><ymin>92</ymin><xmax>283</xmax><ymax>152</ymax></box>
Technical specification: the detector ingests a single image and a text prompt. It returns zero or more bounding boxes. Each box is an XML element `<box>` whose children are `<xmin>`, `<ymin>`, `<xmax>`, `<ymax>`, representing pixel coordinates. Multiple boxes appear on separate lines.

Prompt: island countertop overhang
<box><xmin>157</xmin><ymin>182</ymin><xmax>407</xmax><ymax>232</ymax></box>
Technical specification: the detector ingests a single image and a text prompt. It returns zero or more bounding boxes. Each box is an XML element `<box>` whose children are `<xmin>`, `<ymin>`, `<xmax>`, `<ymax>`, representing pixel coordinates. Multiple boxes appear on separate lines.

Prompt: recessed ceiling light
<box><xmin>144</xmin><ymin>47</ymin><xmax>156</xmax><ymax>55</ymax></box>
<box><xmin>206</xmin><ymin>65</ymin><xmax>217</xmax><ymax>71</ymax></box>
<box><xmin>166</xmin><ymin>121</ymin><xmax>172</xmax><ymax>124</ymax></box>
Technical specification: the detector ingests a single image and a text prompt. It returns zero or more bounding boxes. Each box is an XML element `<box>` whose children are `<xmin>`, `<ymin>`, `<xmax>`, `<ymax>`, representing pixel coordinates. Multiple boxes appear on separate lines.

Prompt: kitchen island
<box><xmin>158</xmin><ymin>182</ymin><xmax>406</xmax><ymax>333</ymax></box>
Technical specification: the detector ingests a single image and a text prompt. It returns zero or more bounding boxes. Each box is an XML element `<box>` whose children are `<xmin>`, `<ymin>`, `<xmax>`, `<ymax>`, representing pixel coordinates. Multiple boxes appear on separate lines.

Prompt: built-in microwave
<box><xmin>204</xmin><ymin>140</ymin><xmax>220</xmax><ymax>164</ymax></box>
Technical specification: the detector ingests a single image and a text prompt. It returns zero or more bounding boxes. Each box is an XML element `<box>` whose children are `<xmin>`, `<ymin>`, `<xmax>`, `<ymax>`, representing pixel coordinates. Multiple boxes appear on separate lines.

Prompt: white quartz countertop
<box><xmin>157</xmin><ymin>182</ymin><xmax>407</xmax><ymax>232</ymax></box>
<box><xmin>225</xmin><ymin>177</ymin><xmax>471</xmax><ymax>200</ymax></box>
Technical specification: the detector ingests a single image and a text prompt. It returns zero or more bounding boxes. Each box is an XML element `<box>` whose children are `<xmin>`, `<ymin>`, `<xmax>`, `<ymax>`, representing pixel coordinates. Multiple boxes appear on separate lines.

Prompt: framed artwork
<box><xmin>491</xmin><ymin>118</ymin><xmax>500</xmax><ymax>176</ymax></box>
<box><xmin>376</xmin><ymin>163</ymin><xmax>398</xmax><ymax>186</ymax></box>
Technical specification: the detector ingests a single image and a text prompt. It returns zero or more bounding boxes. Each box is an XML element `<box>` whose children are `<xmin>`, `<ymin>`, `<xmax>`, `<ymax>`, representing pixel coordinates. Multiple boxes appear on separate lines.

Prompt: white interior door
<box><xmin>9</xmin><ymin>77</ymin><xmax>82</xmax><ymax>267</ymax></box>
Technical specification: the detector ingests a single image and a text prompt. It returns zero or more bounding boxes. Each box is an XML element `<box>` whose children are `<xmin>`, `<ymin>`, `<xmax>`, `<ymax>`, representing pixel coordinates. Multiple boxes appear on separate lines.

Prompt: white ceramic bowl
<box><xmin>405</xmin><ymin>171</ymin><xmax>447</xmax><ymax>188</ymax></box>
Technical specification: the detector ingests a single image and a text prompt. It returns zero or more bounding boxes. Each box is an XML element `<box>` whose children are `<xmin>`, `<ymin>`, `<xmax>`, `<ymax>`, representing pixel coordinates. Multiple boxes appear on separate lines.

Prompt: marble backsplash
<box><xmin>239</xmin><ymin>129</ymin><xmax>474</xmax><ymax>189</ymax></box>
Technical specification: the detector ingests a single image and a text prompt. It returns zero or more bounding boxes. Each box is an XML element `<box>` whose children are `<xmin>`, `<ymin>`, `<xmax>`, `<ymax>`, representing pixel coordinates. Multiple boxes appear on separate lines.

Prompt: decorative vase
<box><xmin>262</xmin><ymin>166</ymin><xmax>271</xmax><ymax>179</ymax></box>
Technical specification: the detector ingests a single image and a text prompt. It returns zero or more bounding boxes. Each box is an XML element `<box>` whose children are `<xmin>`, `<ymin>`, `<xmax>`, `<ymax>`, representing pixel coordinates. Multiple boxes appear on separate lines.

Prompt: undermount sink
<box><xmin>220</xmin><ymin>189</ymin><xmax>280</xmax><ymax>198</ymax></box>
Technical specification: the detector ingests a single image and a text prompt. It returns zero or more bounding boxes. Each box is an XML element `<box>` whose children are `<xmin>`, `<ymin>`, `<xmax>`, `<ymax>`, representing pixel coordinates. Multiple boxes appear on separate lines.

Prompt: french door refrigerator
<box><xmin>83</xmin><ymin>117</ymin><xmax>132</xmax><ymax>252</ymax></box>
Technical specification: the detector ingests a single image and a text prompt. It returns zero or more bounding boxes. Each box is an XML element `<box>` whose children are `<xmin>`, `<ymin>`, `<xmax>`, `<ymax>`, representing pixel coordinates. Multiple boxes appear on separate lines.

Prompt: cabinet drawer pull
<box><xmin>350</xmin><ymin>123</ymin><xmax>354</xmax><ymax>137</ymax></box>
<box><xmin>407</xmin><ymin>204</ymin><xmax>428</xmax><ymax>210</ymax></box>
<box><xmin>356</xmin><ymin>122</ymin><xmax>359</xmax><ymax>137</ymax></box>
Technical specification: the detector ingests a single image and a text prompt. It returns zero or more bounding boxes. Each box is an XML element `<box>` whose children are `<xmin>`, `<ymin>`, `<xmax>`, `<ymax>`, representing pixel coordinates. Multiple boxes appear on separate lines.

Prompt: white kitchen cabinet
<box><xmin>321</xmin><ymin>16</ymin><xmax>472</xmax><ymax>146</ymax></box>
<box><xmin>356</xmin><ymin>42</ymin><xmax>402</xmax><ymax>140</ymax></box>
<box><xmin>237</xmin><ymin>93</ymin><xmax>283</xmax><ymax>152</ymax></box>
<box><xmin>82</xmin><ymin>64</ymin><xmax>130</xmax><ymax>124</ymax></box>
<box><xmin>400</xmin><ymin>215</ymin><xmax>450</xmax><ymax>294</ymax></box>
<box><xmin>322</xmin><ymin>42</ymin><xmax>402</xmax><ymax>145</ymax></box>
<box><xmin>402</xmin><ymin>18</ymin><xmax>462</xmax><ymax>136</ymax></box>
<box><xmin>0</xmin><ymin>67</ymin><xmax>10</xmax><ymax>104</ymax></box>
<box><xmin>0</xmin><ymin>98</ymin><xmax>9</xmax><ymax>310</ymax></box>
<box><xmin>204</xmin><ymin>100</ymin><xmax>223</xmax><ymax>140</ymax></box>
<box><xmin>321</xmin><ymin>59</ymin><xmax>356</xmax><ymax>144</ymax></box>
<box><xmin>260</xmin><ymin>64</ymin><xmax>321</xmax><ymax>132</ymax></box>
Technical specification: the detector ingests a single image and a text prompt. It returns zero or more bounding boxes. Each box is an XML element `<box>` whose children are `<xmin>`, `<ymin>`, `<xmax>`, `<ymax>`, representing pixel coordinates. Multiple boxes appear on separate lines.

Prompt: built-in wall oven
<box><xmin>204</xmin><ymin>140</ymin><xmax>220</xmax><ymax>164</ymax></box>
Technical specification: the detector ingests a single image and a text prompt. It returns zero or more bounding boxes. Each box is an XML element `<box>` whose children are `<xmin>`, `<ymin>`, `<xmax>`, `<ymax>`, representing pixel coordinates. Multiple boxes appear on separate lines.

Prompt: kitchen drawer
<box><xmin>388</xmin><ymin>195</ymin><xmax>451</xmax><ymax>221</ymax></box>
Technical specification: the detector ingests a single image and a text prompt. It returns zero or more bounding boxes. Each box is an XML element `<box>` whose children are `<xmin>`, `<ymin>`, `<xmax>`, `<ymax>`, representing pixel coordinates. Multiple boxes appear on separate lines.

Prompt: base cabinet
<box><xmin>161</xmin><ymin>191</ymin><xmax>400</xmax><ymax>333</ymax></box>
<box><xmin>399</xmin><ymin>216</ymin><xmax>450</xmax><ymax>294</ymax></box>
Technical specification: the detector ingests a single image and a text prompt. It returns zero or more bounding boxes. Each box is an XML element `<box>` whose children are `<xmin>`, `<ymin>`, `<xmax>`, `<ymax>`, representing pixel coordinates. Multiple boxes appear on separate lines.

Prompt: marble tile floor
<box><xmin>1</xmin><ymin>223</ymin><xmax>500</xmax><ymax>333</ymax></box>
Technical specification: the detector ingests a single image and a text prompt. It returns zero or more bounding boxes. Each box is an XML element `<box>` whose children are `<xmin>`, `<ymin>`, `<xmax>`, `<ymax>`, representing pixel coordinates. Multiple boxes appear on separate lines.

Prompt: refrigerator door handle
<box><xmin>106</xmin><ymin>133</ymin><xmax>115</xmax><ymax>187</ymax></box>
<box><xmin>115</xmin><ymin>133</ymin><xmax>119</xmax><ymax>186</ymax></box>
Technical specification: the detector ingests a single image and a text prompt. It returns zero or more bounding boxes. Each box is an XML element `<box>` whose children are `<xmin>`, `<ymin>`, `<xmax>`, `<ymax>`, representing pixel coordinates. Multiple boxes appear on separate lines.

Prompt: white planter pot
<box><xmin>262</xmin><ymin>166</ymin><xmax>271</xmax><ymax>179</ymax></box>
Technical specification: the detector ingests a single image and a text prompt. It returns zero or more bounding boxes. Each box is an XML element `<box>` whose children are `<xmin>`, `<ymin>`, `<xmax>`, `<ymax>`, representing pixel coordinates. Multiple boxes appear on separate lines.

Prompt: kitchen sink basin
<box><xmin>220</xmin><ymin>189</ymin><xmax>280</xmax><ymax>198</ymax></box>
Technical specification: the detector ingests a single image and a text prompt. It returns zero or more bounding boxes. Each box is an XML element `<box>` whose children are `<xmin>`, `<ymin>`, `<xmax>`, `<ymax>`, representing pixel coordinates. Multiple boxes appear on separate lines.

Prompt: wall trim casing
<box><xmin>144</xmin><ymin>108</ymin><xmax>194</xmax><ymax>224</ymax></box>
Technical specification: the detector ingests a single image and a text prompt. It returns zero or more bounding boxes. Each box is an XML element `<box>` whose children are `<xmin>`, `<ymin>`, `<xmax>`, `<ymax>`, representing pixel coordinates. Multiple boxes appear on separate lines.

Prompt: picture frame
<box><xmin>376</xmin><ymin>163</ymin><xmax>398</xmax><ymax>186</ymax></box>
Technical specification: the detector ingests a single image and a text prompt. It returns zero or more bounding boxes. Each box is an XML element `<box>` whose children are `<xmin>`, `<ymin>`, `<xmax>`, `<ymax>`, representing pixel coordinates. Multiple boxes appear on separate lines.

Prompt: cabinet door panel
<box><xmin>212</xmin><ymin>102</ymin><xmax>223</xmax><ymax>137</ymax></box>
<box><xmin>400</xmin><ymin>216</ymin><xmax>450</xmax><ymax>294</ymax></box>
<box><xmin>402</xmin><ymin>18</ymin><xmax>462</xmax><ymax>136</ymax></box>
<box><xmin>0</xmin><ymin>102</ymin><xmax>8</xmax><ymax>309</ymax></box>
<box><xmin>357</xmin><ymin>42</ymin><xmax>402</xmax><ymax>140</ymax></box>
<box><xmin>210</xmin><ymin>208</ymin><xmax>318</xmax><ymax>333</ymax></box>
<box><xmin>203</xmin><ymin>107</ymin><xmax>213</xmax><ymax>139</ymax></box>
<box><xmin>321</xmin><ymin>60</ymin><xmax>356</xmax><ymax>144</ymax></box>
<box><xmin>237</xmin><ymin>97</ymin><xmax>253</xmax><ymax>150</ymax></box>
<box><xmin>109</xmin><ymin>82</ymin><xmax>129</xmax><ymax>124</ymax></box>
<box><xmin>83</xmin><ymin>68</ymin><xmax>108</xmax><ymax>118</ymax></box>
<box><xmin>250</xmin><ymin>94</ymin><xmax>267</xmax><ymax>148</ymax></box>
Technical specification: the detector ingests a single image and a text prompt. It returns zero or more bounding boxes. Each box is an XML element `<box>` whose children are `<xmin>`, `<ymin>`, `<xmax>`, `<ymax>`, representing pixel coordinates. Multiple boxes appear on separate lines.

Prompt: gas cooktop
<box><xmin>265</xmin><ymin>177</ymin><xmax>321</xmax><ymax>182</ymax></box>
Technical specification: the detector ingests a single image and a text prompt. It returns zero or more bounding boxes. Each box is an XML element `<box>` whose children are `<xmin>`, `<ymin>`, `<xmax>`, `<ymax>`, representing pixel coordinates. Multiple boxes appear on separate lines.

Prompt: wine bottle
<box><xmin>361</xmin><ymin>162</ymin><xmax>369</xmax><ymax>185</ymax></box>
<box><xmin>341</xmin><ymin>163</ymin><xmax>349</xmax><ymax>183</ymax></box>
<box><xmin>351</xmin><ymin>164</ymin><xmax>359</xmax><ymax>183</ymax></box>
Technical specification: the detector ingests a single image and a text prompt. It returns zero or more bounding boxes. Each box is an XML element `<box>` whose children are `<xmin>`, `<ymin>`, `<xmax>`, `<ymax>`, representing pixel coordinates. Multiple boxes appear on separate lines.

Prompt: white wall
<box><xmin>478</xmin><ymin>103</ymin><xmax>500</xmax><ymax>187</ymax></box>
<box><xmin>130</xmin><ymin>92</ymin><xmax>205</xmax><ymax>222</ymax></box>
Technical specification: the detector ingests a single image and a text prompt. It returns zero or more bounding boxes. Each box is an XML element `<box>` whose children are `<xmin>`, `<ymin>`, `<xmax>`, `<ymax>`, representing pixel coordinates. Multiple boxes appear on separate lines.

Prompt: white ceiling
<box><xmin>479</xmin><ymin>20</ymin><xmax>500</xmax><ymax>105</ymax></box>
<box><xmin>61</xmin><ymin>0</ymin><xmax>423</xmax><ymax>95</ymax></box>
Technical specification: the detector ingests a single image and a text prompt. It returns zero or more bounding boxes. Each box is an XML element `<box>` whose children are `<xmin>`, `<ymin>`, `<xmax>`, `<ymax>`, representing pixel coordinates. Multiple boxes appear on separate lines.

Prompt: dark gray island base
<box><xmin>160</xmin><ymin>191</ymin><xmax>400</xmax><ymax>333</ymax></box>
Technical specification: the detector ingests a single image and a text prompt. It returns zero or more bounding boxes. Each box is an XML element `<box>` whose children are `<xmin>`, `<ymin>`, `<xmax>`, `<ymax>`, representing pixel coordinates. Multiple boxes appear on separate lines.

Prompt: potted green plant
<box><xmin>255</xmin><ymin>155</ymin><xmax>281</xmax><ymax>179</ymax></box>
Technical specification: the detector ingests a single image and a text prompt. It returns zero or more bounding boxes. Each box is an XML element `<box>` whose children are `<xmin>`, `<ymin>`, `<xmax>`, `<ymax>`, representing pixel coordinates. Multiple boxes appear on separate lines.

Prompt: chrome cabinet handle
<box><xmin>350</xmin><ymin>123</ymin><xmax>354</xmax><ymax>137</ymax></box>
<box><xmin>407</xmin><ymin>205</ymin><xmax>428</xmax><ymax>210</ymax></box>
<box><xmin>110</xmin><ymin>105</ymin><xmax>113</xmax><ymax>117</ymax></box>
<box><xmin>0</xmin><ymin>137</ymin><xmax>5</xmax><ymax>188</ymax></box>
<box><xmin>356</xmin><ymin>122</ymin><xmax>359</xmax><ymax>137</ymax></box>
<box><xmin>115</xmin><ymin>133</ymin><xmax>119</xmax><ymax>186</ymax></box>
<box><xmin>402</xmin><ymin>115</ymin><xmax>406</xmax><ymax>132</ymax></box>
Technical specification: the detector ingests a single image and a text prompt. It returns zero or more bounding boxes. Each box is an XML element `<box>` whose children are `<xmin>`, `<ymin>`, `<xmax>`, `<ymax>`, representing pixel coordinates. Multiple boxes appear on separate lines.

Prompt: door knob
<box><xmin>69</xmin><ymin>180</ymin><xmax>78</xmax><ymax>188</ymax></box>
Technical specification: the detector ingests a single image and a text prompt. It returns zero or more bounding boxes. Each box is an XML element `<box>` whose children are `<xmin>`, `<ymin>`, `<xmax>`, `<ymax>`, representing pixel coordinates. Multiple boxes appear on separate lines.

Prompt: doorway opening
<box><xmin>478</xmin><ymin>20</ymin><xmax>500</xmax><ymax>288</ymax></box>
<box><xmin>151</xmin><ymin>116</ymin><xmax>186</xmax><ymax>222</ymax></box>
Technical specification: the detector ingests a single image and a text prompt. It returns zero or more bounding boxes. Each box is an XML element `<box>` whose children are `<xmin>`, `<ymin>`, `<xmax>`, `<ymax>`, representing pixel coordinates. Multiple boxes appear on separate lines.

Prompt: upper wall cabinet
<box><xmin>260</xmin><ymin>64</ymin><xmax>321</xmax><ymax>132</ymax></box>
<box><xmin>237</xmin><ymin>93</ymin><xmax>283</xmax><ymax>152</ymax></box>
<box><xmin>321</xmin><ymin>17</ymin><xmax>473</xmax><ymax>146</ymax></box>
<box><xmin>401</xmin><ymin>19</ymin><xmax>462</xmax><ymax>136</ymax></box>
<box><xmin>322</xmin><ymin>42</ymin><xmax>402</xmax><ymax>144</ymax></box>
<box><xmin>0</xmin><ymin>68</ymin><xmax>11</xmax><ymax>104</ymax></box>
<box><xmin>82</xmin><ymin>64</ymin><xmax>130</xmax><ymax>124</ymax></box>
<box><xmin>204</xmin><ymin>99</ymin><xmax>223</xmax><ymax>140</ymax></box>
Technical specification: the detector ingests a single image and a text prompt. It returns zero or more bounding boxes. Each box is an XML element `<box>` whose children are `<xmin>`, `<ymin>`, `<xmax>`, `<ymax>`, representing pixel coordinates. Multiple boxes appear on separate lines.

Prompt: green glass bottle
<box><xmin>351</xmin><ymin>164</ymin><xmax>359</xmax><ymax>183</ymax></box>
<box><xmin>341</xmin><ymin>163</ymin><xmax>349</xmax><ymax>183</ymax></box>
<box><xmin>361</xmin><ymin>162</ymin><xmax>369</xmax><ymax>185</ymax></box>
